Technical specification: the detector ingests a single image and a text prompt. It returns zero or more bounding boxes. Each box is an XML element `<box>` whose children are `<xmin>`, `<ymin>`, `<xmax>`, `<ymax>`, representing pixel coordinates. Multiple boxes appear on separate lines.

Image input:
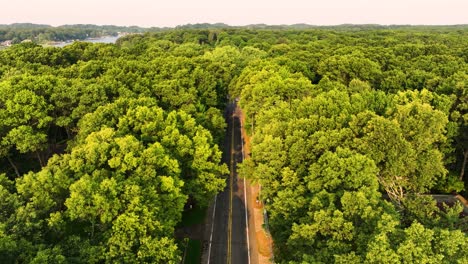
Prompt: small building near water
<box><xmin>1</xmin><ymin>40</ymin><xmax>13</xmax><ymax>46</ymax></box>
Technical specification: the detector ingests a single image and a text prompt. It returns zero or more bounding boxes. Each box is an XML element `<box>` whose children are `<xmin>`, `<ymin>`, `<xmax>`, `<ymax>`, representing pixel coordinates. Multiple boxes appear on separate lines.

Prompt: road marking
<box><xmin>227</xmin><ymin>105</ymin><xmax>234</xmax><ymax>264</ymax></box>
<box><xmin>206</xmin><ymin>195</ymin><xmax>217</xmax><ymax>264</ymax></box>
<box><xmin>240</xmin><ymin>122</ymin><xmax>251</xmax><ymax>264</ymax></box>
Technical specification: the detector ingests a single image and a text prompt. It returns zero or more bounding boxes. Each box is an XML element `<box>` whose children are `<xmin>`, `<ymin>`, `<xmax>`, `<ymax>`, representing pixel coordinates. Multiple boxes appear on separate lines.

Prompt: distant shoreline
<box><xmin>43</xmin><ymin>35</ymin><xmax>120</xmax><ymax>47</ymax></box>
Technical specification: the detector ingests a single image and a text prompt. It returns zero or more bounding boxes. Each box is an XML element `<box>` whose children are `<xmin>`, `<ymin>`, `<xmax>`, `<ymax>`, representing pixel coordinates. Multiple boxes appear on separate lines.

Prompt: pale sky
<box><xmin>1</xmin><ymin>0</ymin><xmax>467</xmax><ymax>27</ymax></box>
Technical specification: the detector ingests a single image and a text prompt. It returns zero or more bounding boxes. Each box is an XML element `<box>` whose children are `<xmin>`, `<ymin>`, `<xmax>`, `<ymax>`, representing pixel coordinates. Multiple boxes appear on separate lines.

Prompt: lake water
<box><xmin>51</xmin><ymin>36</ymin><xmax>120</xmax><ymax>47</ymax></box>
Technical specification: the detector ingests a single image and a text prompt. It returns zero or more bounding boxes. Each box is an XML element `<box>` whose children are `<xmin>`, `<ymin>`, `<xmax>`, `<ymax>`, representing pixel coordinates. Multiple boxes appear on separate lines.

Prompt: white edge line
<box><xmin>207</xmin><ymin>195</ymin><xmax>217</xmax><ymax>264</ymax></box>
<box><xmin>241</xmin><ymin>120</ymin><xmax>251</xmax><ymax>264</ymax></box>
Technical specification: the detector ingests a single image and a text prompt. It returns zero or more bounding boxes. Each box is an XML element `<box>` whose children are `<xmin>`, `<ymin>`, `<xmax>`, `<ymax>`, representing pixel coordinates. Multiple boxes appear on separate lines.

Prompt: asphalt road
<box><xmin>207</xmin><ymin>102</ymin><xmax>249</xmax><ymax>264</ymax></box>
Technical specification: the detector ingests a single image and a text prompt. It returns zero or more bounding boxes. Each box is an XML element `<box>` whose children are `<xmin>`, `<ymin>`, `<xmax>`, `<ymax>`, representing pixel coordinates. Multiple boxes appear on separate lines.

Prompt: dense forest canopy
<box><xmin>0</xmin><ymin>26</ymin><xmax>467</xmax><ymax>263</ymax></box>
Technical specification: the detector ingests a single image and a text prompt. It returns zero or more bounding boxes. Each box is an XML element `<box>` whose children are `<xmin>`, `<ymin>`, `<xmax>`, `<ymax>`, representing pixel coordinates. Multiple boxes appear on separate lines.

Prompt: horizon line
<box><xmin>2</xmin><ymin>22</ymin><xmax>468</xmax><ymax>28</ymax></box>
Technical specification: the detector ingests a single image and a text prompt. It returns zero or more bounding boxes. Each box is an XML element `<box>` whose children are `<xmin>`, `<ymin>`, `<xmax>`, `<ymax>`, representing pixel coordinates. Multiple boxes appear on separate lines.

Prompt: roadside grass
<box><xmin>184</xmin><ymin>239</ymin><xmax>202</xmax><ymax>264</ymax></box>
<box><xmin>176</xmin><ymin>206</ymin><xmax>206</xmax><ymax>264</ymax></box>
<box><xmin>178</xmin><ymin>206</ymin><xmax>207</xmax><ymax>227</ymax></box>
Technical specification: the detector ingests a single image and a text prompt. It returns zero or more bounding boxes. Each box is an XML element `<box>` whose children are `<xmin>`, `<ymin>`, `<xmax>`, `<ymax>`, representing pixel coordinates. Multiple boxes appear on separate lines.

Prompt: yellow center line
<box><xmin>227</xmin><ymin>106</ymin><xmax>234</xmax><ymax>264</ymax></box>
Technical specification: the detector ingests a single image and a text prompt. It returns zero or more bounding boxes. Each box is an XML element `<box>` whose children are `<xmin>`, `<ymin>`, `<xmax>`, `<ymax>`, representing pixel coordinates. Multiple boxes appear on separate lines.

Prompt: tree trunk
<box><xmin>65</xmin><ymin>126</ymin><xmax>72</xmax><ymax>140</ymax></box>
<box><xmin>91</xmin><ymin>220</ymin><xmax>95</xmax><ymax>239</ymax></box>
<box><xmin>460</xmin><ymin>149</ymin><xmax>468</xmax><ymax>181</ymax></box>
<box><xmin>36</xmin><ymin>151</ymin><xmax>44</xmax><ymax>167</ymax></box>
<box><xmin>6</xmin><ymin>156</ymin><xmax>20</xmax><ymax>177</ymax></box>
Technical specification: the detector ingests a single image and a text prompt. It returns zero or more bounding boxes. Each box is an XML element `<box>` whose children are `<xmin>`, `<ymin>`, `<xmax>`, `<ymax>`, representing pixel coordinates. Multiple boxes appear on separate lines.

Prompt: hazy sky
<box><xmin>1</xmin><ymin>0</ymin><xmax>467</xmax><ymax>27</ymax></box>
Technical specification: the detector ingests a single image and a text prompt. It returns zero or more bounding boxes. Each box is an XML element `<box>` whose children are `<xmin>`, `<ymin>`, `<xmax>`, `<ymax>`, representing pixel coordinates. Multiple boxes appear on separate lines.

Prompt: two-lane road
<box><xmin>207</xmin><ymin>102</ymin><xmax>249</xmax><ymax>264</ymax></box>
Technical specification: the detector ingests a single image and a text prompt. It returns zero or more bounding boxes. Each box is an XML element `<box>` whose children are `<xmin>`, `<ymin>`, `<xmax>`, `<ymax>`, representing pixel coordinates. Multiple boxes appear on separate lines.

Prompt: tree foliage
<box><xmin>1</xmin><ymin>26</ymin><xmax>467</xmax><ymax>262</ymax></box>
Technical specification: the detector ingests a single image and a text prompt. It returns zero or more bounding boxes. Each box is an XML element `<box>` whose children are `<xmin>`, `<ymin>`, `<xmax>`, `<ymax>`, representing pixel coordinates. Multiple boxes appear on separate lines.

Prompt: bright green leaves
<box><xmin>29</xmin><ymin>246</ymin><xmax>66</xmax><ymax>264</ymax></box>
<box><xmin>234</xmin><ymin>62</ymin><xmax>313</xmax><ymax>132</ymax></box>
<box><xmin>0</xmin><ymin>34</ymin><xmax>226</xmax><ymax>262</ymax></box>
<box><xmin>69</xmin><ymin>128</ymin><xmax>116</xmax><ymax>172</ymax></box>
<box><xmin>2</xmin><ymin>89</ymin><xmax>52</xmax><ymax>128</ymax></box>
<box><xmin>364</xmin><ymin>223</ymin><xmax>400</xmax><ymax>264</ymax></box>
<box><xmin>355</xmin><ymin>100</ymin><xmax>448</xmax><ymax>201</ymax></box>
<box><xmin>285</xmin><ymin>149</ymin><xmax>383</xmax><ymax>262</ymax></box>
<box><xmin>0</xmin><ymin>174</ymin><xmax>19</xmax><ymax>224</ymax></box>
<box><xmin>76</xmin><ymin>97</ymin><xmax>227</xmax><ymax>207</ymax></box>
<box><xmin>51</xmin><ymin>123</ymin><xmax>188</xmax><ymax>262</ymax></box>
<box><xmin>434</xmin><ymin>228</ymin><xmax>468</xmax><ymax>263</ymax></box>
<box><xmin>317</xmin><ymin>53</ymin><xmax>382</xmax><ymax>86</ymax></box>
<box><xmin>252</xmin><ymin>135</ymin><xmax>286</xmax><ymax>172</ymax></box>
<box><xmin>13</xmin><ymin>156</ymin><xmax>74</xmax><ymax>238</ymax></box>
<box><xmin>267</xmin><ymin>168</ymin><xmax>308</xmax><ymax>241</ymax></box>
<box><xmin>1</xmin><ymin>27</ymin><xmax>467</xmax><ymax>263</ymax></box>
<box><xmin>0</xmin><ymin>79</ymin><xmax>53</xmax><ymax>170</ymax></box>
<box><xmin>66</xmin><ymin>174</ymin><xmax>121</xmax><ymax>225</ymax></box>
<box><xmin>107</xmin><ymin>212</ymin><xmax>180</xmax><ymax>264</ymax></box>
<box><xmin>237</xmin><ymin>55</ymin><xmax>462</xmax><ymax>262</ymax></box>
<box><xmin>189</xmin><ymin>129</ymin><xmax>227</xmax><ymax>203</ymax></box>
<box><xmin>307</xmin><ymin>148</ymin><xmax>379</xmax><ymax>193</ymax></box>
<box><xmin>355</xmin><ymin>115</ymin><xmax>414</xmax><ymax>200</ymax></box>
<box><xmin>2</xmin><ymin>125</ymin><xmax>48</xmax><ymax>154</ymax></box>
<box><xmin>397</xmin><ymin>222</ymin><xmax>443</xmax><ymax>264</ymax></box>
<box><xmin>0</xmin><ymin>91</ymin><xmax>226</xmax><ymax>262</ymax></box>
<box><xmin>392</xmin><ymin>102</ymin><xmax>447</xmax><ymax>151</ymax></box>
<box><xmin>108</xmin><ymin>136</ymin><xmax>143</xmax><ymax>172</ymax></box>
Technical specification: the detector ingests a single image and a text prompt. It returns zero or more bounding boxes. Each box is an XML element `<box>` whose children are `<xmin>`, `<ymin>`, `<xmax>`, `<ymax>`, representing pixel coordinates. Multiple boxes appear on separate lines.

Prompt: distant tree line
<box><xmin>3</xmin><ymin>22</ymin><xmax>467</xmax><ymax>44</ymax></box>
<box><xmin>0</xmin><ymin>23</ymin><xmax>166</xmax><ymax>44</ymax></box>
